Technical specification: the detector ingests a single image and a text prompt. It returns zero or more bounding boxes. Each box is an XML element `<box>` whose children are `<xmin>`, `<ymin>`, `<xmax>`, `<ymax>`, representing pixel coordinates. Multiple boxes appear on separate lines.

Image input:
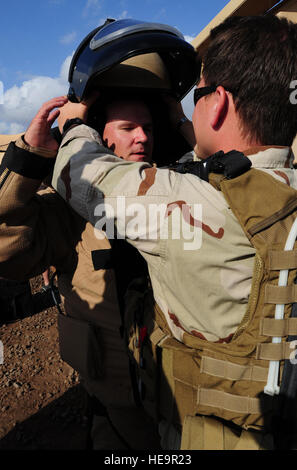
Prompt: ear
<box><xmin>210</xmin><ymin>86</ymin><xmax>228</xmax><ymax>130</ymax></box>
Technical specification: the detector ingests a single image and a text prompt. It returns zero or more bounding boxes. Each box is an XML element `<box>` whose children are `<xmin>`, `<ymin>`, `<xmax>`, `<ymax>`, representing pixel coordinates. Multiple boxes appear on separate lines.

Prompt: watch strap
<box><xmin>63</xmin><ymin>118</ymin><xmax>85</xmax><ymax>134</ymax></box>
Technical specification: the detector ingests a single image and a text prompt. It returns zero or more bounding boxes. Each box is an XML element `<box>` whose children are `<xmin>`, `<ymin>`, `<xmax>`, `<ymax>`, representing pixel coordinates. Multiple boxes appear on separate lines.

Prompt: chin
<box><xmin>130</xmin><ymin>155</ymin><xmax>148</xmax><ymax>162</ymax></box>
<box><xmin>195</xmin><ymin>145</ymin><xmax>211</xmax><ymax>160</ymax></box>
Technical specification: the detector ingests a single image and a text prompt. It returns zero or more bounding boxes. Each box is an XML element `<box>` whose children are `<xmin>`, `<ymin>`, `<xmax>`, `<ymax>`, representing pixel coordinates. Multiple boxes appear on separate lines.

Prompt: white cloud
<box><xmin>97</xmin><ymin>9</ymin><xmax>128</xmax><ymax>25</ymax></box>
<box><xmin>0</xmin><ymin>121</ymin><xmax>24</xmax><ymax>134</ymax></box>
<box><xmin>60</xmin><ymin>31</ymin><xmax>77</xmax><ymax>45</ymax></box>
<box><xmin>0</xmin><ymin>55</ymin><xmax>73</xmax><ymax>134</ymax></box>
<box><xmin>118</xmin><ymin>10</ymin><xmax>128</xmax><ymax>19</ymax></box>
<box><xmin>184</xmin><ymin>35</ymin><xmax>196</xmax><ymax>44</ymax></box>
<box><xmin>182</xmin><ymin>88</ymin><xmax>195</xmax><ymax>120</ymax></box>
<box><xmin>83</xmin><ymin>0</ymin><xmax>102</xmax><ymax>18</ymax></box>
<box><xmin>59</xmin><ymin>55</ymin><xmax>73</xmax><ymax>82</ymax></box>
<box><xmin>179</xmin><ymin>32</ymin><xmax>197</xmax><ymax>119</ymax></box>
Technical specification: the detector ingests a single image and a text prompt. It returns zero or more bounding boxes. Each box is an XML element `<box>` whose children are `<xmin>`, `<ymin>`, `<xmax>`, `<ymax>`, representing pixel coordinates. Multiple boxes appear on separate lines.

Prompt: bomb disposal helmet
<box><xmin>68</xmin><ymin>18</ymin><xmax>200</xmax><ymax>102</ymax></box>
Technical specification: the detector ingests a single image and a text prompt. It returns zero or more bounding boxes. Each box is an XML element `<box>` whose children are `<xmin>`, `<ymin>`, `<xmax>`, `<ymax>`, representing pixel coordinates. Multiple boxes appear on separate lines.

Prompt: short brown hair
<box><xmin>202</xmin><ymin>15</ymin><xmax>297</xmax><ymax>146</ymax></box>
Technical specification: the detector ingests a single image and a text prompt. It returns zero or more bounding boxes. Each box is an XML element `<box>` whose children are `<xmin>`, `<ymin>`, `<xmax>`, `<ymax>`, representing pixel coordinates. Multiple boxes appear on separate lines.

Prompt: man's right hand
<box><xmin>24</xmin><ymin>96</ymin><xmax>68</xmax><ymax>155</ymax></box>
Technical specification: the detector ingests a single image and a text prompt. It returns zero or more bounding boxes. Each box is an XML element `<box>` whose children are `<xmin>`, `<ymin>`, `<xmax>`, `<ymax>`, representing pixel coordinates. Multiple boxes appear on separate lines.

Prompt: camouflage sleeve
<box><xmin>52</xmin><ymin>124</ymin><xmax>178</xmax><ymax>255</ymax></box>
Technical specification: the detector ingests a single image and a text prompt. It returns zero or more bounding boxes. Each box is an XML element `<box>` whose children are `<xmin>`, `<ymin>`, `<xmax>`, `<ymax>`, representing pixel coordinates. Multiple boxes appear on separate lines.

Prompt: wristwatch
<box><xmin>62</xmin><ymin>118</ymin><xmax>85</xmax><ymax>134</ymax></box>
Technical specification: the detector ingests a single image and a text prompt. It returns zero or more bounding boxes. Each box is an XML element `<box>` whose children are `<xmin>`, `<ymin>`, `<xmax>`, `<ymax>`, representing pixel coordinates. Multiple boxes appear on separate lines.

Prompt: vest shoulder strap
<box><xmin>172</xmin><ymin>149</ymin><xmax>251</xmax><ymax>182</ymax></box>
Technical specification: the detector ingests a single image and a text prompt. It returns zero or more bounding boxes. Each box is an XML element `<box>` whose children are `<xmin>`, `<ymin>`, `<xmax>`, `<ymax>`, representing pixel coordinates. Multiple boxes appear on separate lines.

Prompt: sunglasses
<box><xmin>193</xmin><ymin>85</ymin><xmax>235</xmax><ymax>106</ymax></box>
<box><xmin>193</xmin><ymin>86</ymin><xmax>217</xmax><ymax>106</ymax></box>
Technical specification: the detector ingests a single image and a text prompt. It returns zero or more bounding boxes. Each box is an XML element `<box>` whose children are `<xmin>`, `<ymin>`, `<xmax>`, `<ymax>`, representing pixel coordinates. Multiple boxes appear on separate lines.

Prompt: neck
<box><xmin>204</xmin><ymin>131</ymin><xmax>261</xmax><ymax>160</ymax></box>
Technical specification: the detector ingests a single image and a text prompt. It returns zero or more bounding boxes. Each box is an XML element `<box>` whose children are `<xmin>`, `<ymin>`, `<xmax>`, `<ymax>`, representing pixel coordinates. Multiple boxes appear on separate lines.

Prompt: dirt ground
<box><xmin>0</xmin><ymin>275</ymin><xmax>89</xmax><ymax>450</ymax></box>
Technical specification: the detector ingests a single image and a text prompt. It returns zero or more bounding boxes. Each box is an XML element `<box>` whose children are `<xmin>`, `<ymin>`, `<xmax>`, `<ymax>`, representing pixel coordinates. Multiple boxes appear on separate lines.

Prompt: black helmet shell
<box><xmin>68</xmin><ymin>18</ymin><xmax>200</xmax><ymax>102</ymax></box>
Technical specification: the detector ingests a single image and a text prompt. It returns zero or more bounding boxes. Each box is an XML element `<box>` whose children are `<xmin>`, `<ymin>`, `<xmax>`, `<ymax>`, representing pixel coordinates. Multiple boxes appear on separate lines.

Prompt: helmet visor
<box><xmin>90</xmin><ymin>19</ymin><xmax>184</xmax><ymax>51</ymax></box>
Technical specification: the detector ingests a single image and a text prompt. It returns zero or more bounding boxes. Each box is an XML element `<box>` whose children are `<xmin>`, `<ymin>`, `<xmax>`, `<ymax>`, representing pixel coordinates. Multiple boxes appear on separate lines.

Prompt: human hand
<box><xmin>57</xmin><ymin>92</ymin><xmax>100</xmax><ymax>133</ymax></box>
<box><xmin>24</xmin><ymin>96</ymin><xmax>68</xmax><ymax>154</ymax></box>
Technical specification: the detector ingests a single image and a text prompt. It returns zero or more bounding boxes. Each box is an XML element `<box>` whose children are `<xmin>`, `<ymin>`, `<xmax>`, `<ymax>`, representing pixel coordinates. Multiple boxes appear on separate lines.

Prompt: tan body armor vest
<box><xmin>126</xmin><ymin>167</ymin><xmax>297</xmax><ymax>450</ymax></box>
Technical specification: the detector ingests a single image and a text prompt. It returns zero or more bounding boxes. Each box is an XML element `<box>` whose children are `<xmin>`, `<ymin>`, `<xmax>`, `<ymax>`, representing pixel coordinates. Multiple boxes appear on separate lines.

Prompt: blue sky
<box><xmin>0</xmin><ymin>0</ymin><xmax>230</xmax><ymax>133</ymax></box>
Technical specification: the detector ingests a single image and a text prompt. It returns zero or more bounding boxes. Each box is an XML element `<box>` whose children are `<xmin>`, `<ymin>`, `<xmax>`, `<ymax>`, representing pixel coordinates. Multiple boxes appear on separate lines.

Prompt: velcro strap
<box><xmin>256</xmin><ymin>341</ymin><xmax>296</xmax><ymax>360</ymax></box>
<box><xmin>265</xmin><ymin>284</ymin><xmax>297</xmax><ymax>304</ymax></box>
<box><xmin>268</xmin><ymin>250</ymin><xmax>297</xmax><ymax>270</ymax></box>
<box><xmin>197</xmin><ymin>388</ymin><xmax>271</xmax><ymax>414</ymax></box>
<box><xmin>200</xmin><ymin>356</ymin><xmax>268</xmax><ymax>382</ymax></box>
<box><xmin>260</xmin><ymin>318</ymin><xmax>297</xmax><ymax>337</ymax></box>
<box><xmin>150</xmin><ymin>325</ymin><xmax>168</xmax><ymax>346</ymax></box>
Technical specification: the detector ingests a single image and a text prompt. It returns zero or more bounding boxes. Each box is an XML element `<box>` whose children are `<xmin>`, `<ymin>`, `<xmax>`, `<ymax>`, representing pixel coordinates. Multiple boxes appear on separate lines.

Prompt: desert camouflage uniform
<box><xmin>0</xmin><ymin>134</ymin><xmax>160</xmax><ymax>450</ymax></box>
<box><xmin>52</xmin><ymin>125</ymin><xmax>296</xmax><ymax>345</ymax></box>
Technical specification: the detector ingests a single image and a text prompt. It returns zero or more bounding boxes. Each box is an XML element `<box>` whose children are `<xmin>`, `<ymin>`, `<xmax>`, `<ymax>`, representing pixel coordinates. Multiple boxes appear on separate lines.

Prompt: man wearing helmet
<box><xmin>0</xmin><ymin>19</ymin><xmax>197</xmax><ymax>450</ymax></box>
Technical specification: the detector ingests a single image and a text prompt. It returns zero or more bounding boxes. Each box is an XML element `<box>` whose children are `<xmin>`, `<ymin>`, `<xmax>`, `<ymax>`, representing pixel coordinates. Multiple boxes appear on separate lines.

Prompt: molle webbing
<box><xmin>268</xmin><ymin>250</ymin><xmax>297</xmax><ymax>270</ymax></box>
<box><xmin>260</xmin><ymin>318</ymin><xmax>297</xmax><ymax>336</ymax></box>
<box><xmin>200</xmin><ymin>356</ymin><xmax>268</xmax><ymax>382</ymax></box>
<box><xmin>256</xmin><ymin>342</ymin><xmax>294</xmax><ymax>361</ymax></box>
<box><xmin>265</xmin><ymin>284</ymin><xmax>297</xmax><ymax>304</ymax></box>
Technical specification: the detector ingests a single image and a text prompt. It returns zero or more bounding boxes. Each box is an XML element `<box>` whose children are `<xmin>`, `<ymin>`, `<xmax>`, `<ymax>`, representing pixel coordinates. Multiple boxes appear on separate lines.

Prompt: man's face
<box><xmin>102</xmin><ymin>100</ymin><xmax>154</xmax><ymax>163</ymax></box>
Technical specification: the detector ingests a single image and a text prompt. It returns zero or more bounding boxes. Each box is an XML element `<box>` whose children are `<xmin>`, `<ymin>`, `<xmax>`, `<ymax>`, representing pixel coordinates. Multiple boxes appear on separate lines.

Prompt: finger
<box><xmin>36</xmin><ymin>97</ymin><xmax>68</xmax><ymax>120</ymax></box>
<box><xmin>41</xmin><ymin>97</ymin><xmax>68</xmax><ymax>113</ymax></box>
<box><xmin>47</xmin><ymin>109</ymin><xmax>61</xmax><ymax>126</ymax></box>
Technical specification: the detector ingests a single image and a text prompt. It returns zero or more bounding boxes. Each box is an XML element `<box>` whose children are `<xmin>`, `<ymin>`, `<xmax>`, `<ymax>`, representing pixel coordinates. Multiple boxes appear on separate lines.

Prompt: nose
<box><xmin>134</xmin><ymin>126</ymin><xmax>148</xmax><ymax>143</ymax></box>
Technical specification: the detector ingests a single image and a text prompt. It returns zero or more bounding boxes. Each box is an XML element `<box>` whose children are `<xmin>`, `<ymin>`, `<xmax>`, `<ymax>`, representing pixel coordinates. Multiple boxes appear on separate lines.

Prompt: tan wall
<box><xmin>192</xmin><ymin>0</ymin><xmax>281</xmax><ymax>55</ymax></box>
<box><xmin>276</xmin><ymin>0</ymin><xmax>297</xmax><ymax>21</ymax></box>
